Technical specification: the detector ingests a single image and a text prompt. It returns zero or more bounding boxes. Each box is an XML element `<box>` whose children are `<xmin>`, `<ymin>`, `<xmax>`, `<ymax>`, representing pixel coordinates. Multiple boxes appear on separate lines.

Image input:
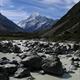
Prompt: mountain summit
<box><xmin>18</xmin><ymin>13</ymin><xmax>57</xmax><ymax>32</ymax></box>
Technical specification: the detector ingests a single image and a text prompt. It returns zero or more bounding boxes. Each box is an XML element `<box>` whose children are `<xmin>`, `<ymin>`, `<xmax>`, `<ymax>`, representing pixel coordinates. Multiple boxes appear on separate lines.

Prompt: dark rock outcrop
<box><xmin>0</xmin><ymin>57</ymin><xmax>9</xmax><ymax>65</ymax></box>
<box><xmin>42</xmin><ymin>56</ymin><xmax>64</xmax><ymax>76</ymax></box>
<box><xmin>0</xmin><ymin>42</ymin><xmax>22</xmax><ymax>53</ymax></box>
<box><xmin>13</xmin><ymin>45</ymin><xmax>22</xmax><ymax>53</ymax></box>
<box><xmin>21</xmin><ymin>55</ymin><xmax>42</xmax><ymax>71</ymax></box>
<box><xmin>4</xmin><ymin>64</ymin><xmax>17</xmax><ymax>76</ymax></box>
<box><xmin>0</xmin><ymin>67</ymin><xmax>9</xmax><ymax>80</ymax></box>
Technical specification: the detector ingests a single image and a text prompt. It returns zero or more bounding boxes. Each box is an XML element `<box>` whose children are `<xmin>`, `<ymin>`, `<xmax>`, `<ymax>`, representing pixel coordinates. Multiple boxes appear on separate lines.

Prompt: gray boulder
<box><xmin>4</xmin><ymin>64</ymin><xmax>17</xmax><ymax>76</ymax></box>
<box><xmin>0</xmin><ymin>67</ymin><xmax>9</xmax><ymax>80</ymax></box>
<box><xmin>13</xmin><ymin>45</ymin><xmax>22</xmax><ymax>53</ymax></box>
<box><xmin>21</xmin><ymin>55</ymin><xmax>42</xmax><ymax>71</ymax></box>
<box><xmin>14</xmin><ymin>68</ymin><xmax>31</xmax><ymax>78</ymax></box>
<box><xmin>42</xmin><ymin>56</ymin><xmax>64</xmax><ymax>76</ymax></box>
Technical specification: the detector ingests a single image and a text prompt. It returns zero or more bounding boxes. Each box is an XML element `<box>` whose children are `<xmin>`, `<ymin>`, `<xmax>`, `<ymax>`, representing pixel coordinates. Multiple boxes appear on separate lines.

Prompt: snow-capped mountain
<box><xmin>18</xmin><ymin>13</ymin><xmax>57</xmax><ymax>32</ymax></box>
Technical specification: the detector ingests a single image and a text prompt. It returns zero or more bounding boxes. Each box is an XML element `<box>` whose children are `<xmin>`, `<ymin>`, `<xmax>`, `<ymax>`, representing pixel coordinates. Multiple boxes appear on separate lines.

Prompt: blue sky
<box><xmin>0</xmin><ymin>0</ymin><xmax>80</xmax><ymax>23</ymax></box>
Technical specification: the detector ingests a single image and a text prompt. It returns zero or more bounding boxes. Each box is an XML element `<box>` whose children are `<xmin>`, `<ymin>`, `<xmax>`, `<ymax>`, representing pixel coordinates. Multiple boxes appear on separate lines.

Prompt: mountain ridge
<box><xmin>42</xmin><ymin>1</ymin><xmax>80</xmax><ymax>41</ymax></box>
<box><xmin>0</xmin><ymin>13</ymin><xmax>24</xmax><ymax>33</ymax></box>
<box><xmin>18</xmin><ymin>13</ymin><xmax>57</xmax><ymax>32</ymax></box>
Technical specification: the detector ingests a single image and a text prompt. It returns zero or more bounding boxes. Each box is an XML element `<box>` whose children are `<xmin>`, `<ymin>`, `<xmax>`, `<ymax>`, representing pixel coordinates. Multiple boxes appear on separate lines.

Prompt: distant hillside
<box><xmin>42</xmin><ymin>1</ymin><xmax>80</xmax><ymax>41</ymax></box>
<box><xmin>0</xmin><ymin>13</ymin><xmax>23</xmax><ymax>33</ymax></box>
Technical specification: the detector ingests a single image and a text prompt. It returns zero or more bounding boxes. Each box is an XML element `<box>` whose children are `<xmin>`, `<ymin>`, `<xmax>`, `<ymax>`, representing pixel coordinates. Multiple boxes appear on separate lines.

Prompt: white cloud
<box><xmin>39</xmin><ymin>0</ymin><xmax>62</xmax><ymax>4</ymax></box>
<box><xmin>0</xmin><ymin>0</ymin><xmax>80</xmax><ymax>22</ymax></box>
<box><xmin>39</xmin><ymin>0</ymin><xmax>80</xmax><ymax>9</ymax></box>
<box><xmin>1</xmin><ymin>9</ymin><xmax>29</xmax><ymax>23</ymax></box>
<box><xmin>39</xmin><ymin>0</ymin><xmax>80</xmax><ymax>4</ymax></box>
<box><xmin>73</xmin><ymin>0</ymin><xmax>80</xmax><ymax>3</ymax></box>
<box><xmin>0</xmin><ymin>0</ymin><xmax>11</xmax><ymax>6</ymax></box>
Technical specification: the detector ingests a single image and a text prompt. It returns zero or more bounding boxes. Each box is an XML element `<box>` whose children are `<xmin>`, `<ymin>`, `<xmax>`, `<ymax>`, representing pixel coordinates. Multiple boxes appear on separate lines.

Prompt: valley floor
<box><xmin>0</xmin><ymin>40</ymin><xmax>80</xmax><ymax>80</ymax></box>
<box><xmin>8</xmin><ymin>55</ymin><xmax>80</xmax><ymax>80</ymax></box>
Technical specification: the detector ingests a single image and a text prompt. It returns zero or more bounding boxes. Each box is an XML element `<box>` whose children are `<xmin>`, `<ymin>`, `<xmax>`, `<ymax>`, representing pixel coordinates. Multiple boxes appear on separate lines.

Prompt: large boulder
<box><xmin>0</xmin><ymin>73</ymin><xmax>9</xmax><ymax>80</ymax></box>
<box><xmin>0</xmin><ymin>42</ymin><xmax>14</xmax><ymax>53</ymax></box>
<box><xmin>0</xmin><ymin>58</ymin><xmax>17</xmax><ymax>76</ymax></box>
<box><xmin>39</xmin><ymin>43</ymin><xmax>49</xmax><ymax>48</ymax></box>
<box><xmin>0</xmin><ymin>63</ymin><xmax>17</xmax><ymax>76</ymax></box>
<box><xmin>4</xmin><ymin>64</ymin><xmax>17</xmax><ymax>76</ymax></box>
<box><xmin>42</xmin><ymin>56</ymin><xmax>64</xmax><ymax>76</ymax></box>
<box><xmin>14</xmin><ymin>68</ymin><xmax>31</xmax><ymax>78</ymax></box>
<box><xmin>21</xmin><ymin>55</ymin><xmax>42</xmax><ymax>71</ymax></box>
<box><xmin>74</xmin><ymin>50</ymin><xmax>80</xmax><ymax>57</ymax></box>
<box><xmin>10</xmin><ymin>60</ymin><xmax>19</xmax><ymax>66</ymax></box>
<box><xmin>0</xmin><ymin>57</ymin><xmax>9</xmax><ymax>65</ymax></box>
<box><xmin>73</xmin><ymin>44</ymin><xmax>80</xmax><ymax>51</ymax></box>
<box><xmin>54</xmin><ymin>45</ymin><xmax>68</xmax><ymax>55</ymax></box>
<box><xmin>0</xmin><ymin>41</ymin><xmax>22</xmax><ymax>53</ymax></box>
<box><xmin>71</xmin><ymin>57</ymin><xmax>80</xmax><ymax>68</ymax></box>
<box><xmin>13</xmin><ymin>45</ymin><xmax>22</xmax><ymax>53</ymax></box>
<box><xmin>0</xmin><ymin>67</ymin><xmax>9</xmax><ymax>80</ymax></box>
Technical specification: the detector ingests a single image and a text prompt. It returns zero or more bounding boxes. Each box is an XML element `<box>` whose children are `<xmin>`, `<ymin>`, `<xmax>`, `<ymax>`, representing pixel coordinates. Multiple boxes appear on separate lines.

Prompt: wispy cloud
<box><xmin>1</xmin><ymin>9</ymin><xmax>29</xmax><ymax>23</ymax></box>
<box><xmin>39</xmin><ymin>0</ymin><xmax>80</xmax><ymax>4</ymax></box>
<box><xmin>0</xmin><ymin>0</ymin><xmax>79</xmax><ymax>23</ymax></box>
<box><xmin>0</xmin><ymin>0</ymin><xmax>11</xmax><ymax>6</ymax></box>
<box><xmin>39</xmin><ymin>0</ymin><xmax>80</xmax><ymax>9</ymax></box>
<box><xmin>73</xmin><ymin>0</ymin><xmax>80</xmax><ymax>3</ymax></box>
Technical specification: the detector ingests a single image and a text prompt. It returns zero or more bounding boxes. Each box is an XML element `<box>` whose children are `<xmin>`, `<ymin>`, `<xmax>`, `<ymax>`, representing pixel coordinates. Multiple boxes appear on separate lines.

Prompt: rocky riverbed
<box><xmin>0</xmin><ymin>40</ymin><xmax>80</xmax><ymax>80</ymax></box>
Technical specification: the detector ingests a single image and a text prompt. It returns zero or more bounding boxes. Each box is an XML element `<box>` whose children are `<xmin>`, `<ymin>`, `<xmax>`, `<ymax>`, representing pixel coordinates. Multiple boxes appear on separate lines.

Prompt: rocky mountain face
<box><xmin>0</xmin><ymin>13</ymin><xmax>23</xmax><ymax>33</ymax></box>
<box><xmin>18</xmin><ymin>13</ymin><xmax>57</xmax><ymax>32</ymax></box>
<box><xmin>42</xmin><ymin>1</ymin><xmax>80</xmax><ymax>41</ymax></box>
